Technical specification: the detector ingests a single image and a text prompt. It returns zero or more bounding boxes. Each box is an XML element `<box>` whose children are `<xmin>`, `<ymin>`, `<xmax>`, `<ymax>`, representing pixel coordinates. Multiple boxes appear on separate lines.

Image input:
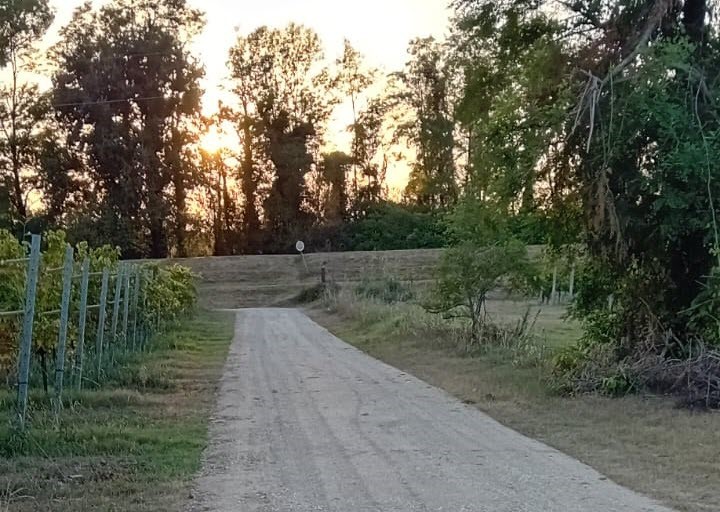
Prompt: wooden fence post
<box><xmin>74</xmin><ymin>258</ymin><xmax>90</xmax><ymax>390</ymax></box>
<box><xmin>53</xmin><ymin>245</ymin><xmax>75</xmax><ymax>413</ymax></box>
<box><xmin>95</xmin><ymin>268</ymin><xmax>110</xmax><ymax>377</ymax></box>
<box><xmin>16</xmin><ymin>234</ymin><xmax>41</xmax><ymax>429</ymax></box>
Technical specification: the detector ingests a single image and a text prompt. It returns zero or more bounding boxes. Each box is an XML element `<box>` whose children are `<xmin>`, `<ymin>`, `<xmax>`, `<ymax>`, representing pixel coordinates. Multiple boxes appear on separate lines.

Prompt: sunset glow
<box><xmin>199</xmin><ymin>124</ymin><xmax>238</xmax><ymax>154</ymax></box>
<box><xmin>46</xmin><ymin>0</ymin><xmax>451</xmax><ymax>190</ymax></box>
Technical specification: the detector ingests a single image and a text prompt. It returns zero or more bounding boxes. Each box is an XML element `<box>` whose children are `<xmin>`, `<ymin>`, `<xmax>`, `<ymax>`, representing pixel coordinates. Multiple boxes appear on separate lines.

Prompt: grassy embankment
<box><xmin>0</xmin><ymin>310</ymin><xmax>234</xmax><ymax>512</ymax></box>
<box><xmin>310</xmin><ymin>286</ymin><xmax>720</xmax><ymax>512</ymax></box>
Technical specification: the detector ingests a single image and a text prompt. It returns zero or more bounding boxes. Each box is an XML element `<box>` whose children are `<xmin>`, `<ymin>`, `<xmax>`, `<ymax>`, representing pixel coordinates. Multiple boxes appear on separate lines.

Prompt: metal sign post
<box><xmin>296</xmin><ymin>240</ymin><xmax>308</xmax><ymax>272</ymax></box>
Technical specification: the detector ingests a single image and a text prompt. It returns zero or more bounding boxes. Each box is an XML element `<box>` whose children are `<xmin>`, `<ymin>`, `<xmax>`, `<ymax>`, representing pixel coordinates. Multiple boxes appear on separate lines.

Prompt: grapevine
<box><xmin>0</xmin><ymin>231</ymin><xmax>197</xmax><ymax>418</ymax></box>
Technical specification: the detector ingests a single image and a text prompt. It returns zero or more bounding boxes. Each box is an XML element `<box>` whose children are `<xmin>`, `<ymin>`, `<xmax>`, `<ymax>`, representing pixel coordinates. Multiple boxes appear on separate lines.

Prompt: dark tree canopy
<box><xmin>0</xmin><ymin>0</ymin><xmax>53</xmax><ymax>225</ymax></box>
<box><xmin>49</xmin><ymin>0</ymin><xmax>204</xmax><ymax>257</ymax></box>
<box><xmin>396</xmin><ymin>37</ymin><xmax>458</xmax><ymax>209</ymax></box>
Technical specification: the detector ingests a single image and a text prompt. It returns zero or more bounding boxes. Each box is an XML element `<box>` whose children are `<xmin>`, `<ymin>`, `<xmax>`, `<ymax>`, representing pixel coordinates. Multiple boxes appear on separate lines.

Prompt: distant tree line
<box><xmin>0</xmin><ymin>0</ymin><xmax>474</xmax><ymax>257</ymax></box>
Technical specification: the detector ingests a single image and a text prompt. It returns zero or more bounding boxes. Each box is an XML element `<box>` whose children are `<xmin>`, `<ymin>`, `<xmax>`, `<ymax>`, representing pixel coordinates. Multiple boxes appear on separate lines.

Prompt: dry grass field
<box><xmin>175</xmin><ymin>249</ymin><xmax>444</xmax><ymax>309</ymax></box>
<box><xmin>174</xmin><ymin>245</ymin><xmax>547</xmax><ymax>309</ymax></box>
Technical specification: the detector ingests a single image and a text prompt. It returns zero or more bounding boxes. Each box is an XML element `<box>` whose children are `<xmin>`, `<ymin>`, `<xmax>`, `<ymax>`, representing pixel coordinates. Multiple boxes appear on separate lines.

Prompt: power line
<box><xmin>99</xmin><ymin>51</ymin><xmax>176</xmax><ymax>60</ymax></box>
<box><xmin>52</xmin><ymin>95</ymin><xmax>168</xmax><ymax>108</ymax></box>
<box><xmin>57</xmin><ymin>51</ymin><xmax>178</xmax><ymax>63</ymax></box>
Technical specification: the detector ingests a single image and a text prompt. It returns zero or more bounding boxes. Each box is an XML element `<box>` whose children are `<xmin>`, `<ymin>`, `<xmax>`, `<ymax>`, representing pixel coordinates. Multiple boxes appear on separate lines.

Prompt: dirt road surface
<box><xmin>189</xmin><ymin>309</ymin><xmax>674</xmax><ymax>512</ymax></box>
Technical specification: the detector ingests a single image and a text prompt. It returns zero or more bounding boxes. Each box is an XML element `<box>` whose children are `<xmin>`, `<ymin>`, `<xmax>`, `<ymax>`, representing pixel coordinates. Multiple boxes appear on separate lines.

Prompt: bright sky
<box><xmin>46</xmin><ymin>0</ymin><xmax>452</xmax><ymax>190</ymax></box>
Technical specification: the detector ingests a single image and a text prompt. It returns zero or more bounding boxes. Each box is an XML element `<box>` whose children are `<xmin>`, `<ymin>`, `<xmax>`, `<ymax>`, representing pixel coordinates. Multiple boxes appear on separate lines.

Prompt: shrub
<box><xmin>426</xmin><ymin>240</ymin><xmax>535</xmax><ymax>343</ymax></box>
<box><xmin>346</xmin><ymin>203</ymin><xmax>447</xmax><ymax>251</ymax></box>
<box><xmin>354</xmin><ymin>276</ymin><xmax>415</xmax><ymax>304</ymax></box>
<box><xmin>295</xmin><ymin>282</ymin><xmax>340</xmax><ymax>304</ymax></box>
<box><xmin>686</xmin><ymin>265</ymin><xmax>720</xmax><ymax>347</ymax></box>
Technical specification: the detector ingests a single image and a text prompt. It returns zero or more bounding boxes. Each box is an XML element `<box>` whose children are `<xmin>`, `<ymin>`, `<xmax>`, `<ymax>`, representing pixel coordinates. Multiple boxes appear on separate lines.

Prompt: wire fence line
<box><xmin>1</xmin><ymin>233</ymin><xmax>188</xmax><ymax>431</ymax></box>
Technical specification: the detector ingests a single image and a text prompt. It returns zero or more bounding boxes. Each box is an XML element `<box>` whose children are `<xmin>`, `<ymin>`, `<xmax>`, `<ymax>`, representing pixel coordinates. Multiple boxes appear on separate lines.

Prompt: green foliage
<box><xmin>0</xmin><ymin>0</ymin><xmax>54</xmax><ymax>221</ymax></box>
<box><xmin>395</xmin><ymin>37</ymin><xmax>457</xmax><ymax>208</ymax></box>
<box><xmin>685</xmin><ymin>265</ymin><xmax>720</xmax><ymax>346</ymax></box>
<box><xmin>446</xmin><ymin>197</ymin><xmax>510</xmax><ymax>246</ymax></box>
<box><xmin>228</xmin><ymin>24</ymin><xmax>338</xmax><ymax>253</ymax></box>
<box><xmin>0</xmin><ymin>230</ymin><xmax>26</xmax><ymax>373</ymax></box>
<box><xmin>354</xmin><ymin>276</ymin><xmax>415</xmax><ymax>304</ymax></box>
<box><xmin>144</xmin><ymin>264</ymin><xmax>198</xmax><ymax>325</ymax></box>
<box><xmin>429</xmin><ymin>240</ymin><xmax>534</xmax><ymax>341</ymax></box>
<box><xmin>0</xmin><ymin>230</ymin><xmax>197</xmax><ymax>390</ymax></box>
<box><xmin>450</xmin><ymin>0</ymin><xmax>720</xmax><ymax>404</ymax></box>
<box><xmin>451</xmin><ymin>0</ymin><xmax>578</xmax><ymax>246</ymax></box>
<box><xmin>33</xmin><ymin>230</ymin><xmax>71</xmax><ymax>355</ymax></box>
<box><xmin>345</xmin><ymin>203</ymin><xmax>447</xmax><ymax>251</ymax></box>
<box><xmin>50</xmin><ymin>0</ymin><xmax>205</xmax><ymax>258</ymax></box>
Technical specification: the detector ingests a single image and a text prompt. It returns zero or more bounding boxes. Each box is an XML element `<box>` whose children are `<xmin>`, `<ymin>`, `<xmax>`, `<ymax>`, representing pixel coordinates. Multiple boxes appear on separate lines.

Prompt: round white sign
<box><xmin>295</xmin><ymin>240</ymin><xmax>305</xmax><ymax>253</ymax></box>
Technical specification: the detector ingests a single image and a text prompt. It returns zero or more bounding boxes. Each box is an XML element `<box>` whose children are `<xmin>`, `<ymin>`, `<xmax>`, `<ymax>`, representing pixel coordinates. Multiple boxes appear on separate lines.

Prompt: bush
<box><xmin>295</xmin><ymin>282</ymin><xmax>340</xmax><ymax>304</ymax></box>
<box><xmin>427</xmin><ymin>240</ymin><xmax>535</xmax><ymax>343</ymax></box>
<box><xmin>686</xmin><ymin>265</ymin><xmax>720</xmax><ymax>347</ymax></box>
<box><xmin>346</xmin><ymin>203</ymin><xmax>447</xmax><ymax>251</ymax></box>
<box><xmin>354</xmin><ymin>276</ymin><xmax>415</xmax><ymax>304</ymax></box>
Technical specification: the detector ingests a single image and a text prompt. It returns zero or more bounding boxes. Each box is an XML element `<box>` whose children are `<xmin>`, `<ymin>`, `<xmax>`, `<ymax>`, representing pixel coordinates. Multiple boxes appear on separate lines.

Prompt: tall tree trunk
<box><xmin>240</xmin><ymin>108</ymin><xmax>260</xmax><ymax>253</ymax></box>
<box><xmin>174</xmin><ymin>175</ymin><xmax>187</xmax><ymax>258</ymax></box>
<box><xmin>683</xmin><ymin>0</ymin><xmax>706</xmax><ymax>43</ymax></box>
<box><xmin>147</xmin><ymin>182</ymin><xmax>167</xmax><ymax>258</ymax></box>
<box><xmin>9</xmin><ymin>47</ymin><xmax>27</xmax><ymax>220</ymax></box>
<box><xmin>170</xmin><ymin>123</ymin><xmax>188</xmax><ymax>258</ymax></box>
<box><xmin>221</xmin><ymin>164</ymin><xmax>233</xmax><ymax>255</ymax></box>
<box><xmin>213</xmin><ymin>177</ymin><xmax>226</xmax><ymax>256</ymax></box>
<box><xmin>144</xmin><ymin>114</ymin><xmax>168</xmax><ymax>259</ymax></box>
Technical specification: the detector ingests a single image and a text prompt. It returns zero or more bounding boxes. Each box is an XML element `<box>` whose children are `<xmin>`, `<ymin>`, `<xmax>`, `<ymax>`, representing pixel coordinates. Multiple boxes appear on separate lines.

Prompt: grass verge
<box><xmin>0</xmin><ymin>309</ymin><xmax>235</xmax><ymax>512</ymax></box>
<box><xmin>309</xmin><ymin>291</ymin><xmax>720</xmax><ymax>512</ymax></box>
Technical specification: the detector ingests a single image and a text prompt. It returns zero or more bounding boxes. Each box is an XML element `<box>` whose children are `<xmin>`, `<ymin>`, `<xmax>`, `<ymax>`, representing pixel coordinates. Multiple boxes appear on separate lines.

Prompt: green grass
<box><xmin>0</xmin><ymin>310</ymin><xmax>234</xmax><ymax>512</ymax></box>
<box><xmin>310</xmin><ymin>290</ymin><xmax>720</xmax><ymax>512</ymax></box>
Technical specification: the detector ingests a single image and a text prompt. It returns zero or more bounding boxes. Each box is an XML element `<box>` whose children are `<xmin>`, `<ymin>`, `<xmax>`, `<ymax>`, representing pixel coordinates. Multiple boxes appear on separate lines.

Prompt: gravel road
<box><xmin>189</xmin><ymin>309</ymin><xmax>674</xmax><ymax>512</ymax></box>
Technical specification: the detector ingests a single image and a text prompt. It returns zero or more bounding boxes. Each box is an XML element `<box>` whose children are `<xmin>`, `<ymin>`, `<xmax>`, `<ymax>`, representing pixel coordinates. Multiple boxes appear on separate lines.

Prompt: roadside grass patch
<box><xmin>0</xmin><ymin>310</ymin><xmax>234</xmax><ymax>512</ymax></box>
<box><xmin>354</xmin><ymin>275</ymin><xmax>415</xmax><ymax>304</ymax></box>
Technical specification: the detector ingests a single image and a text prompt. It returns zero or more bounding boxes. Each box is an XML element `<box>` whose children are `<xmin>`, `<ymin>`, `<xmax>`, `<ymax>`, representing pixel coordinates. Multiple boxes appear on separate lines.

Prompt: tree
<box><xmin>336</xmin><ymin>40</ymin><xmax>376</xmax><ymax>203</ymax></box>
<box><xmin>346</xmin><ymin>202</ymin><xmax>446</xmax><ymax>251</ymax></box>
<box><xmin>228</xmin><ymin>24</ymin><xmax>338</xmax><ymax>252</ymax></box>
<box><xmin>450</xmin><ymin>0</ymin><xmax>720</xmax><ymax>393</ymax></box>
<box><xmin>396</xmin><ymin>37</ymin><xmax>458</xmax><ymax>208</ymax></box>
<box><xmin>167</xmin><ymin>112</ymin><xmax>203</xmax><ymax>258</ymax></box>
<box><xmin>224</xmin><ymin>38</ymin><xmax>265</xmax><ymax>254</ymax></box>
<box><xmin>450</xmin><ymin>0</ymin><xmax>574</xmax><ymax>235</ymax></box>
<box><xmin>199</xmin><ymin>147</ymin><xmax>238</xmax><ymax>256</ymax></box>
<box><xmin>430</xmin><ymin>194</ymin><xmax>535</xmax><ymax>342</ymax></box>
<box><xmin>352</xmin><ymin>96</ymin><xmax>390</xmax><ymax>212</ymax></box>
<box><xmin>50</xmin><ymin>0</ymin><xmax>204</xmax><ymax>258</ymax></box>
<box><xmin>430</xmin><ymin>240</ymin><xmax>532</xmax><ymax>342</ymax></box>
<box><xmin>0</xmin><ymin>0</ymin><xmax>53</xmax><ymax>223</ymax></box>
<box><xmin>320</xmin><ymin>151</ymin><xmax>353</xmax><ymax>225</ymax></box>
<box><xmin>263</xmin><ymin>113</ymin><xmax>315</xmax><ymax>248</ymax></box>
